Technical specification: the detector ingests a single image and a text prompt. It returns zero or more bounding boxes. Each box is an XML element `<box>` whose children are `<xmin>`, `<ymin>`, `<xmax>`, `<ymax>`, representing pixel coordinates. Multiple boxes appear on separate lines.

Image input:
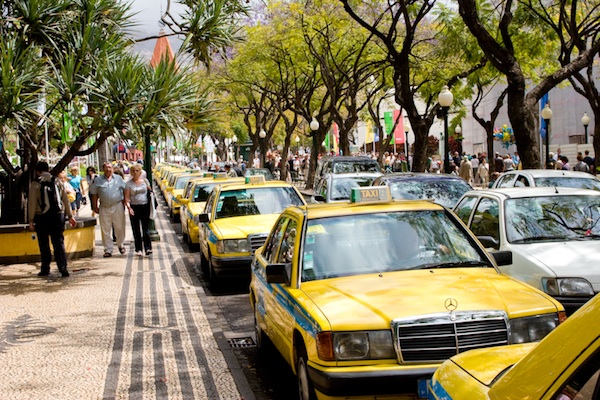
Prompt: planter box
<box><xmin>0</xmin><ymin>217</ymin><xmax>97</xmax><ymax>265</ymax></box>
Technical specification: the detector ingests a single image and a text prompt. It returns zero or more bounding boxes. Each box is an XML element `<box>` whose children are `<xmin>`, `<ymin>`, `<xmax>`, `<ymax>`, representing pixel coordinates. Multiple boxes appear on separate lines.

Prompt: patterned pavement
<box><xmin>0</xmin><ymin>200</ymin><xmax>254</xmax><ymax>400</ymax></box>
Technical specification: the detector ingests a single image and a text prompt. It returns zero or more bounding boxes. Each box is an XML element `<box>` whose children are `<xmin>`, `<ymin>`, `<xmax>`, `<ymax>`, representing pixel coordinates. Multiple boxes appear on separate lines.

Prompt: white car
<box><xmin>454</xmin><ymin>187</ymin><xmax>600</xmax><ymax>315</ymax></box>
<box><xmin>492</xmin><ymin>169</ymin><xmax>600</xmax><ymax>190</ymax></box>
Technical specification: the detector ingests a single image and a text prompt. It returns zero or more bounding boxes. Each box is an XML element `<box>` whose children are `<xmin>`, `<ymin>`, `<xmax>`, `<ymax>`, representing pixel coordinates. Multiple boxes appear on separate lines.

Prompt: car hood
<box><xmin>447</xmin><ymin>343</ymin><xmax>537</xmax><ymax>386</ymax></box>
<box><xmin>301</xmin><ymin>269</ymin><xmax>560</xmax><ymax>331</ymax></box>
<box><xmin>510</xmin><ymin>241</ymin><xmax>600</xmax><ymax>287</ymax></box>
<box><xmin>213</xmin><ymin>214</ymin><xmax>279</xmax><ymax>238</ymax></box>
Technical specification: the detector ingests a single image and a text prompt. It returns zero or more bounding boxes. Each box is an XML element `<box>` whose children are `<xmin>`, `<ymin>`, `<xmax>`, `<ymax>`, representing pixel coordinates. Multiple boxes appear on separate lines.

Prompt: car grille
<box><xmin>392</xmin><ymin>311</ymin><xmax>508</xmax><ymax>363</ymax></box>
<box><xmin>248</xmin><ymin>233</ymin><xmax>268</xmax><ymax>254</ymax></box>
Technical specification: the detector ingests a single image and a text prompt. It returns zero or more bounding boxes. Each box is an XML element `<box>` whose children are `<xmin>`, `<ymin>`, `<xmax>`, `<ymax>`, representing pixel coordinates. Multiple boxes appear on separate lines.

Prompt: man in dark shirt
<box><xmin>583</xmin><ymin>150</ymin><xmax>595</xmax><ymax>172</ymax></box>
<box><xmin>494</xmin><ymin>152</ymin><xmax>504</xmax><ymax>173</ymax></box>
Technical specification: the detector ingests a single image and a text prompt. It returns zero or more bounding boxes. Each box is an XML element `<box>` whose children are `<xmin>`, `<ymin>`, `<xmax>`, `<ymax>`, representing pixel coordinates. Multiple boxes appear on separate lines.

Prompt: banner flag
<box><xmin>384</xmin><ymin>112</ymin><xmax>394</xmax><ymax>136</ymax></box>
<box><xmin>323</xmin><ymin>130</ymin><xmax>330</xmax><ymax>149</ymax></box>
<box><xmin>332</xmin><ymin>123</ymin><xmax>339</xmax><ymax>155</ymax></box>
<box><xmin>540</xmin><ymin>93</ymin><xmax>549</xmax><ymax>139</ymax></box>
<box><xmin>393</xmin><ymin>110</ymin><xmax>405</xmax><ymax>145</ymax></box>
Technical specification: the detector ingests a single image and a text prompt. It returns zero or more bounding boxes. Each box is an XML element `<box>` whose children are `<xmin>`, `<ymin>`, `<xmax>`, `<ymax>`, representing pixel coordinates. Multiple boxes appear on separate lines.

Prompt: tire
<box><xmin>296</xmin><ymin>343</ymin><xmax>317</xmax><ymax>400</ymax></box>
<box><xmin>200</xmin><ymin>250</ymin><xmax>209</xmax><ymax>274</ymax></box>
<box><xmin>253</xmin><ymin>300</ymin><xmax>272</xmax><ymax>354</ymax></box>
<box><xmin>207</xmin><ymin>252</ymin><xmax>219</xmax><ymax>286</ymax></box>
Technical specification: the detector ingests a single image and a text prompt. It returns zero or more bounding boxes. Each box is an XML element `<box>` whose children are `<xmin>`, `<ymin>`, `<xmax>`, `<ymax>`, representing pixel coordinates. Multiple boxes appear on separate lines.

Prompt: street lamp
<box><xmin>232</xmin><ymin>135</ymin><xmax>239</xmax><ymax>161</ymax></box>
<box><xmin>310</xmin><ymin>117</ymin><xmax>319</xmax><ymax>132</ymax></box>
<box><xmin>438</xmin><ymin>85</ymin><xmax>454</xmax><ymax>173</ymax></box>
<box><xmin>295</xmin><ymin>135</ymin><xmax>300</xmax><ymax>154</ymax></box>
<box><xmin>582</xmin><ymin>112</ymin><xmax>591</xmax><ymax>144</ymax></box>
<box><xmin>455</xmin><ymin>125</ymin><xmax>463</xmax><ymax>155</ymax></box>
<box><xmin>542</xmin><ymin>103</ymin><xmax>553</xmax><ymax>168</ymax></box>
<box><xmin>404</xmin><ymin>124</ymin><xmax>410</xmax><ymax>171</ymax></box>
<box><xmin>259</xmin><ymin>129</ymin><xmax>267</xmax><ymax>168</ymax></box>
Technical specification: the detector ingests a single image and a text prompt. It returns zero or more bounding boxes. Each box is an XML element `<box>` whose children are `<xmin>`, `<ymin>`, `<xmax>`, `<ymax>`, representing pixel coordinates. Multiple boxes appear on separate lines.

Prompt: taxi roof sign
<box><xmin>245</xmin><ymin>175</ymin><xmax>266</xmax><ymax>185</ymax></box>
<box><xmin>203</xmin><ymin>172</ymin><xmax>213</xmax><ymax>177</ymax></box>
<box><xmin>213</xmin><ymin>172</ymin><xmax>228</xmax><ymax>179</ymax></box>
<box><xmin>350</xmin><ymin>186</ymin><xmax>392</xmax><ymax>203</ymax></box>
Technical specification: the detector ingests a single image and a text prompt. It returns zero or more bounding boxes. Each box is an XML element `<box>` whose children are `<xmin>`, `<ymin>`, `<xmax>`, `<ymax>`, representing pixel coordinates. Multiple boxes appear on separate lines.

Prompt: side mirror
<box><xmin>180</xmin><ymin>198</ymin><xmax>189</xmax><ymax>205</ymax></box>
<box><xmin>490</xmin><ymin>250</ymin><xmax>513</xmax><ymax>266</ymax></box>
<box><xmin>198</xmin><ymin>213</ymin><xmax>210</xmax><ymax>223</ymax></box>
<box><xmin>313</xmin><ymin>194</ymin><xmax>326</xmax><ymax>203</ymax></box>
<box><xmin>166</xmin><ymin>186</ymin><xmax>174</xmax><ymax>193</ymax></box>
<box><xmin>478</xmin><ymin>235</ymin><xmax>500</xmax><ymax>250</ymax></box>
<box><xmin>266</xmin><ymin>263</ymin><xmax>291</xmax><ymax>285</ymax></box>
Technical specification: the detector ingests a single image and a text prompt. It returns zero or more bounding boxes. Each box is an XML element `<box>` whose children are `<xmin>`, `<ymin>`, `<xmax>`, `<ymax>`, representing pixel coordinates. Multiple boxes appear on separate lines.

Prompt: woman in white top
<box><xmin>124</xmin><ymin>164</ymin><xmax>152</xmax><ymax>256</ymax></box>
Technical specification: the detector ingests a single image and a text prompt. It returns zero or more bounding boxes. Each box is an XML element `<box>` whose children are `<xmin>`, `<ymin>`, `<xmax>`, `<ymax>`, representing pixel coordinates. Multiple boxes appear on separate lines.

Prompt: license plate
<box><xmin>417</xmin><ymin>378</ymin><xmax>431</xmax><ymax>399</ymax></box>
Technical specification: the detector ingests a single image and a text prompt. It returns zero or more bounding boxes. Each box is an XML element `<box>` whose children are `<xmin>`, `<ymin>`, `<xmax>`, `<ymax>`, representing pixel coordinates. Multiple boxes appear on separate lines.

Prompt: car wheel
<box><xmin>253</xmin><ymin>300</ymin><xmax>272</xmax><ymax>354</ymax></box>
<box><xmin>296</xmin><ymin>343</ymin><xmax>317</xmax><ymax>400</ymax></box>
<box><xmin>207</xmin><ymin>252</ymin><xmax>219</xmax><ymax>285</ymax></box>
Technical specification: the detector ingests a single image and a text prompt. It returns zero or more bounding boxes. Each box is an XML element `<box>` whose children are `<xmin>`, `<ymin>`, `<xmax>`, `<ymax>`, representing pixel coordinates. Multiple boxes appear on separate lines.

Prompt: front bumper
<box><xmin>211</xmin><ymin>255</ymin><xmax>253</xmax><ymax>279</ymax></box>
<box><xmin>308</xmin><ymin>364</ymin><xmax>437</xmax><ymax>397</ymax></box>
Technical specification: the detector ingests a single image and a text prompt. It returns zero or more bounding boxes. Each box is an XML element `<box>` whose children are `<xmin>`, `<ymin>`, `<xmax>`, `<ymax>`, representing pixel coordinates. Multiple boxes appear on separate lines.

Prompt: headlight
<box><xmin>542</xmin><ymin>278</ymin><xmax>594</xmax><ymax>297</ymax></box>
<box><xmin>509</xmin><ymin>314</ymin><xmax>558</xmax><ymax>344</ymax></box>
<box><xmin>216</xmin><ymin>239</ymin><xmax>250</xmax><ymax>254</ymax></box>
<box><xmin>317</xmin><ymin>331</ymin><xmax>395</xmax><ymax>361</ymax></box>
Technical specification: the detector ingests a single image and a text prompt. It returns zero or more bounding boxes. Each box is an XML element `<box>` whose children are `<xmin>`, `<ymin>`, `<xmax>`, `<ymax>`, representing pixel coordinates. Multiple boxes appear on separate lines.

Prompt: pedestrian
<box><xmin>58</xmin><ymin>170</ymin><xmax>77</xmax><ymax>205</ymax></box>
<box><xmin>124</xmin><ymin>163</ymin><xmax>153</xmax><ymax>257</ymax></box>
<box><xmin>478</xmin><ymin>158</ymin><xmax>490</xmax><ymax>187</ymax></box>
<box><xmin>573</xmin><ymin>154</ymin><xmax>589</xmax><ymax>172</ymax></box>
<box><xmin>67</xmin><ymin>166</ymin><xmax>84</xmax><ymax>216</ymax></box>
<box><xmin>224</xmin><ymin>164</ymin><xmax>237</xmax><ymax>178</ymax></box>
<box><xmin>90</xmin><ymin>162</ymin><xmax>127</xmax><ymax>258</ymax></box>
<box><xmin>494</xmin><ymin>152</ymin><xmax>504</xmax><ymax>173</ymax></box>
<box><xmin>502</xmin><ymin>154</ymin><xmax>515</xmax><ymax>172</ymax></box>
<box><xmin>560</xmin><ymin>155</ymin><xmax>570</xmax><ymax>170</ymax></box>
<box><xmin>583</xmin><ymin>150</ymin><xmax>595</xmax><ymax>171</ymax></box>
<box><xmin>459</xmin><ymin>156</ymin><xmax>473</xmax><ymax>184</ymax></box>
<box><xmin>27</xmin><ymin>162</ymin><xmax>77</xmax><ymax>277</ymax></box>
<box><xmin>86</xmin><ymin>166</ymin><xmax>98</xmax><ymax>216</ymax></box>
<box><xmin>489</xmin><ymin>171</ymin><xmax>500</xmax><ymax>188</ymax></box>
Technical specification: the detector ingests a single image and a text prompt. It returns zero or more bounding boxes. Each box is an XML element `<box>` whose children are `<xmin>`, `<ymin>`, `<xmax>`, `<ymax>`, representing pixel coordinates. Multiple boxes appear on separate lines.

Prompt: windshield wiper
<box><xmin>412</xmin><ymin>260</ymin><xmax>492</xmax><ymax>270</ymax></box>
<box><xmin>510</xmin><ymin>236</ymin><xmax>565</xmax><ymax>243</ymax></box>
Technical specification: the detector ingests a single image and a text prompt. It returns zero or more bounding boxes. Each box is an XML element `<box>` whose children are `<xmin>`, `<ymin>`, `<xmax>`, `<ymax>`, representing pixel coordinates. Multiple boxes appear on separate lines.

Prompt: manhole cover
<box><xmin>227</xmin><ymin>337</ymin><xmax>256</xmax><ymax>348</ymax></box>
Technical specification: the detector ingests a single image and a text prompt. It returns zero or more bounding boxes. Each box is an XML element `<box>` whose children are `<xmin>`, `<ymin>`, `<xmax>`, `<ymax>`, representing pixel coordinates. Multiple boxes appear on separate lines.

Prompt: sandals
<box><xmin>118</xmin><ymin>247</ymin><xmax>126</xmax><ymax>255</ymax></box>
<box><xmin>103</xmin><ymin>252</ymin><xmax>112</xmax><ymax>258</ymax></box>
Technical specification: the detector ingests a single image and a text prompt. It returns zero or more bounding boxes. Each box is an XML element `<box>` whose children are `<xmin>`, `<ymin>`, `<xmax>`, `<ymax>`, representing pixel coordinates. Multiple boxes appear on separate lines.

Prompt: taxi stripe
<box><xmin>254</xmin><ymin>270</ymin><xmax>321</xmax><ymax>337</ymax></box>
<box><xmin>428</xmin><ymin>379</ymin><xmax>452</xmax><ymax>400</ymax></box>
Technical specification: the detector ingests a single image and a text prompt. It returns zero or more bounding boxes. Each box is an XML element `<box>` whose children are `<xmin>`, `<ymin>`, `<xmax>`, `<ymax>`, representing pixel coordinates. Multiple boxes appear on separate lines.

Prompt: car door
<box><xmin>469</xmin><ymin>196</ymin><xmax>501</xmax><ymax>248</ymax></box>
<box><xmin>495</xmin><ymin>172</ymin><xmax>517</xmax><ymax>188</ymax></box>
<box><xmin>199</xmin><ymin>190</ymin><xmax>217</xmax><ymax>258</ymax></box>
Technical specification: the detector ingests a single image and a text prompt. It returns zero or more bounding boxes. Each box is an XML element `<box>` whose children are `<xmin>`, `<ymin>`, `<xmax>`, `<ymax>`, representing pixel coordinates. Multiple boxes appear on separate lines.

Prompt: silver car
<box><xmin>492</xmin><ymin>169</ymin><xmax>600</xmax><ymax>190</ymax></box>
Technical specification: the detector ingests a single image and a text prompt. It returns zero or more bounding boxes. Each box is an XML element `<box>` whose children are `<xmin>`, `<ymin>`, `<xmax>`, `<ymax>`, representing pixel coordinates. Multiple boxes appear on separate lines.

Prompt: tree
<box><xmin>457</xmin><ymin>0</ymin><xmax>600</xmax><ymax>168</ymax></box>
<box><xmin>340</xmin><ymin>0</ymin><xmax>487</xmax><ymax>172</ymax></box>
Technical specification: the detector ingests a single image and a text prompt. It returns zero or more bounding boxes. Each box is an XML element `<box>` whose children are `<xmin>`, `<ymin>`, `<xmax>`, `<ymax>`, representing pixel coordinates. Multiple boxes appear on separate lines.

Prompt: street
<box><xmin>171</xmin><ymin>218</ymin><xmax>299</xmax><ymax>400</ymax></box>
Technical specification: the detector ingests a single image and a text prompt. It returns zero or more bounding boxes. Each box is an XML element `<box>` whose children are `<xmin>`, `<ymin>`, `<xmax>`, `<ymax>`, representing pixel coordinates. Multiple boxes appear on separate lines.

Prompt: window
<box><xmin>554</xmin><ymin>348</ymin><xmax>600</xmax><ymax>400</ymax></box>
<box><xmin>496</xmin><ymin>174</ymin><xmax>515</xmax><ymax>188</ymax></box>
<box><xmin>454</xmin><ymin>196</ymin><xmax>477</xmax><ymax>224</ymax></box>
<box><xmin>277</xmin><ymin>220</ymin><xmax>297</xmax><ymax>264</ymax></box>
<box><xmin>470</xmin><ymin>198</ymin><xmax>500</xmax><ymax>242</ymax></box>
<box><xmin>263</xmin><ymin>218</ymin><xmax>287</xmax><ymax>264</ymax></box>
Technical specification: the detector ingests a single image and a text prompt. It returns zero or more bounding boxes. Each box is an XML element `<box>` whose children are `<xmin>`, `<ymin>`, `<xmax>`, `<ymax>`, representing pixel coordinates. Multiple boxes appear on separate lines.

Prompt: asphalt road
<box><xmin>173</xmin><ymin>221</ymin><xmax>299</xmax><ymax>400</ymax></box>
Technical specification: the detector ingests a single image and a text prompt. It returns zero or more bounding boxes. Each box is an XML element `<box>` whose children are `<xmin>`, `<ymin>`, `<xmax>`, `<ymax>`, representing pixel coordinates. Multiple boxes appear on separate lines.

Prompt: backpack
<box><xmin>39</xmin><ymin>177</ymin><xmax>62</xmax><ymax>214</ymax></box>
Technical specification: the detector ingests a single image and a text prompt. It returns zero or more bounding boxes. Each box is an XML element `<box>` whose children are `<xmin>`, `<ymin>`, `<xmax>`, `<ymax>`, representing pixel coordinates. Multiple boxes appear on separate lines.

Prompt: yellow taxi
<box><xmin>428</xmin><ymin>293</ymin><xmax>600</xmax><ymax>400</ymax></box>
<box><xmin>180</xmin><ymin>173</ymin><xmax>244</xmax><ymax>247</ymax></box>
<box><xmin>165</xmin><ymin>171</ymin><xmax>204</xmax><ymax>221</ymax></box>
<box><xmin>198</xmin><ymin>176</ymin><xmax>306</xmax><ymax>283</ymax></box>
<box><xmin>160</xmin><ymin>168</ymin><xmax>194</xmax><ymax>200</ymax></box>
<box><xmin>249</xmin><ymin>186</ymin><xmax>566</xmax><ymax>400</ymax></box>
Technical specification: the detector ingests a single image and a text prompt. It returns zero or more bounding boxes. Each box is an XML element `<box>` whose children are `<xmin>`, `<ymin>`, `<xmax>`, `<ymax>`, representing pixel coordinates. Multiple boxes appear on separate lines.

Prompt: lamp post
<box><xmin>404</xmin><ymin>124</ymin><xmax>410</xmax><ymax>171</ymax></box>
<box><xmin>144</xmin><ymin>126</ymin><xmax>160</xmax><ymax>241</ymax></box>
<box><xmin>232</xmin><ymin>135</ymin><xmax>239</xmax><ymax>161</ymax></box>
<box><xmin>295</xmin><ymin>135</ymin><xmax>300</xmax><ymax>154</ymax></box>
<box><xmin>438</xmin><ymin>86</ymin><xmax>454</xmax><ymax>173</ymax></box>
<box><xmin>542</xmin><ymin>103</ymin><xmax>553</xmax><ymax>168</ymax></box>
<box><xmin>455</xmin><ymin>125</ymin><xmax>463</xmax><ymax>156</ymax></box>
<box><xmin>259</xmin><ymin>129</ymin><xmax>267</xmax><ymax>168</ymax></box>
<box><xmin>582</xmin><ymin>112</ymin><xmax>590</xmax><ymax>145</ymax></box>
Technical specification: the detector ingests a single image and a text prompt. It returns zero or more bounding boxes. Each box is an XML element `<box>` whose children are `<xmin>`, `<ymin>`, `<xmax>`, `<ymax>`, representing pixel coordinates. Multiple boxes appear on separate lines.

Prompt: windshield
<box><xmin>333</xmin><ymin>161</ymin><xmax>381</xmax><ymax>173</ymax></box>
<box><xmin>175</xmin><ymin>175</ymin><xmax>196</xmax><ymax>190</ymax></box>
<box><xmin>216</xmin><ymin>187</ymin><xmax>304</xmax><ymax>219</ymax></box>
<box><xmin>245</xmin><ymin>169</ymin><xmax>274</xmax><ymax>180</ymax></box>
<box><xmin>330</xmin><ymin>176</ymin><xmax>379</xmax><ymax>201</ymax></box>
<box><xmin>505</xmin><ymin>195</ymin><xmax>600</xmax><ymax>243</ymax></box>
<box><xmin>301</xmin><ymin>210</ymin><xmax>487</xmax><ymax>281</ymax></box>
<box><xmin>193</xmin><ymin>183</ymin><xmax>219</xmax><ymax>202</ymax></box>
<box><xmin>534</xmin><ymin>177</ymin><xmax>600</xmax><ymax>191</ymax></box>
<box><xmin>387</xmin><ymin>179</ymin><xmax>472</xmax><ymax>208</ymax></box>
